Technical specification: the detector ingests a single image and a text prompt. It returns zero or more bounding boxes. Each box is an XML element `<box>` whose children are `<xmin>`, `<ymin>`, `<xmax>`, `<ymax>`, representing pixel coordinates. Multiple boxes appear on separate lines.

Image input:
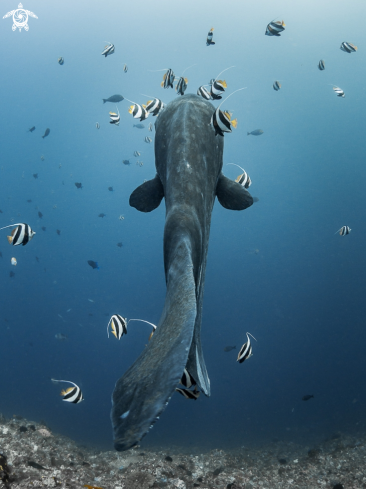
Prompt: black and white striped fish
<box><xmin>148</xmin><ymin>123</ymin><xmax>153</xmax><ymax>131</ymax></box>
<box><xmin>206</xmin><ymin>27</ymin><xmax>215</xmax><ymax>46</ymax></box>
<box><xmin>273</xmin><ymin>80</ymin><xmax>281</xmax><ymax>91</ymax></box>
<box><xmin>109</xmin><ymin>107</ymin><xmax>120</xmax><ymax>125</ymax></box>
<box><xmin>340</xmin><ymin>42</ymin><xmax>357</xmax><ymax>53</ymax></box>
<box><xmin>145</xmin><ymin>98</ymin><xmax>164</xmax><ymax>116</ymax></box>
<box><xmin>227</xmin><ymin>163</ymin><xmax>252</xmax><ymax>189</ymax></box>
<box><xmin>335</xmin><ymin>226</ymin><xmax>351</xmax><ymax>236</ymax></box>
<box><xmin>175</xmin><ymin>386</ymin><xmax>200</xmax><ymax>400</ymax></box>
<box><xmin>180</xmin><ymin>368</ymin><xmax>196</xmax><ymax>389</ymax></box>
<box><xmin>51</xmin><ymin>379</ymin><xmax>84</xmax><ymax>404</ymax></box>
<box><xmin>144</xmin><ymin>136</ymin><xmax>152</xmax><ymax>143</ymax></box>
<box><xmin>123</xmin><ymin>64</ymin><xmax>128</xmax><ymax>73</ymax></box>
<box><xmin>161</xmin><ymin>69</ymin><xmax>175</xmax><ymax>89</ymax></box>
<box><xmin>265</xmin><ymin>20</ymin><xmax>285</xmax><ymax>36</ymax></box>
<box><xmin>129</xmin><ymin>103</ymin><xmax>148</xmax><ymax>121</ymax></box>
<box><xmin>176</xmin><ymin>77</ymin><xmax>188</xmax><ymax>96</ymax></box>
<box><xmin>318</xmin><ymin>60</ymin><xmax>325</xmax><ymax>70</ymax></box>
<box><xmin>0</xmin><ymin>223</ymin><xmax>36</xmax><ymax>246</ymax></box>
<box><xmin>211</xmin><ymin>109</ymin><xmax>237</xmax><ymax>136</ymax></box>
<box><xmin>133</xmin><ymin>150</ymin><xmax>141</xmax><ymax>157</ymax></box>
<box><xmin>197</xmin><ymin>85</ymin><xmax>211</xmax><ymax>100</ymax></box>
<box><xmin>333</xmin><ymin>86</ymin><xmax>345</xmax><ymax>98</ymax></box>
<box><xmin>101</xmin><ymin>42</ymin><xmax>115</xmax><ymax>57</ymax></box>
<box><xmin>107</xmin><ymin>314</ymin><xmax>127</xmax><ymax>340</ymax></box>
<box><xmin>237</xmin><ymin>332</ymin><xmax>257</xmax><ymax>364</ymax></box>
<box><xmin>210</xmin><ymin>80</ymin><xmax>227</xmax><ymax>100</ymax></box>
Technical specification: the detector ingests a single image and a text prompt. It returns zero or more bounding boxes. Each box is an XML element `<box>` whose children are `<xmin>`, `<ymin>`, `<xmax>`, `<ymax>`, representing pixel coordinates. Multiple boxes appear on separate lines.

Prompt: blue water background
<box><xmin>0</xmin><ymin>0</ymin><xmax>366</xmax><ymax>451</ymax></box>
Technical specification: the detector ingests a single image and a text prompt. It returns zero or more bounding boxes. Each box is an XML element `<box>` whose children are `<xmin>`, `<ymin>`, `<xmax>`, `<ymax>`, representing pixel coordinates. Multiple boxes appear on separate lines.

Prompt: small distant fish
<box><xmin>0</xmin><ymin>223</ymin><xmax>36</xmax><ymax>246</ymax></box>
<box><xmin>318</xmin><ymin>60</ymin><xmax>325</xmax><ymax>71</ymax></box>
<box><xmin>335</xmin><ymin>226</ymin><xmax>351</xmax><ymax>236</ymax></box>
<box><xmin>87</xmin><ymin>260</ymin><xmax>99</xmax><ymax>270</ymax></box>
<box><xmin>40</xmin><ymin>155</ymin><xmax>45</xmax><ymax>161</ymax></box>
<box><xmin>333</xmin><ymin>86</ymin><xmax>345</xmax><ymax>98</ymax></box>
<box><xmin>122</xmin><ymin>159</ymin><xmax>131</xmax><ymax>165</ymax></box>
<box><xmin>176</xmin><ymin>77</ymin><xmax>188</xmax><ymax>96</ymax></box>
<box><xmin>123</xmin><ymin>64</ymin><xmax>128</xmax><ymax>73</ymax></box>
<box><xmin>42</xmin><ymin>128</ymin><xmax>50</xmax><ymax>139</ymax></box>
<box><xmin>98</xmin><ymin>213</ymin><xmax>106</xmax><ymax>218</ymax></box>
<box><xmin>145</xmin><ymin>98</ymin><xmax>165</xmax><ymax>116</ymax></box>
<box><xmin>133</xmin><ymin>151</ymin><xmax>141</xmax><ymax>157</ymax></box>
<box><xmin>161</xmin><ymin>69</ymin><xmax>175</xmax><ymax>89</ymax></box>
<box><xmin>28</xmin><ymin>126</ymin><xmax>35</xmax><ymax>133</ymax></box>
<box><xmin>9</xmin><ymin>271</ymin><xmax>15</xmax><ymax>278</ymax></box>
<box><xmin>103</xmin><ymin>94</ymin><xmax>124</xmax><ymax>104</ymax></box>
<box><xmin>88</xmin><ymin>299</ymin><xmax>94</xmax><ymax>302</ymax></box>
<box><xmin>33</xmin><ymin>173</ymin><xmax>38</xmax><ymax>179</ymax></box>
<box><xmin>128</xmin><ymin>103</ymin><xmax>148</xmax><ymax>121</ymax></box>
<box><xmin>247</xmin><ymin>129</ymin><xmax>264</xmax><ymax>136</ymax></box>
<box><xmin>206</xmin><ymin>27</ymin><xmax>215</xmax><ymax>46</ymax></box>
<box><xmin>237</xmin><ymin>332</ymin><xmax>257</xmax><ymax>364</ymax></box>
<box><xmin>11</xmin><ymin>257</ymin><xmax>17</xmax><ymax>266</ymax></box>
<box><xmin>302</xmin><ymin>394</ymin><xmax>314</xmax><ymax>401</ymax></box>
<box><xmin>227</xmin><ymin>163</ymin><xmax>251</xmax><ymax>188</ymax></box>
<box><xmin>52</xmin><ymin>379</ymin><xmax>84</xmax><ymax>404</ymax></box>
<box><xmin>38</xmin><ymin>211</ymin><xmax>43</xmax><ymax>219</ymax></box>
<box><xmin>66</xmin><ymin>308</ymin><xmax>71</xmax><ymax>312</ymax></box>
<box><xmin>107</xmin><ymin>187</ymin><xmax>113</xmax><ymax>192</ymax></box>
<box><xmin>133</xmin><ymin>123</ymin><xmax>145</xmax><ymax>129</ymax></box>
<box><xmin>35</xmin><ymin>256</ymin><xmax>39</xmax><ymax>262</ymax></box>
<box><xmin>96</xmin><ymin>122</ymin><xmax>100</xmax><ymax>129</ymax></box>
<box><xmin>107</xmin><ymin>314</ymin><xmax>127</xmax><ymax>339</ymax></box>
<box><xmin>224</xmin><ymin>346</ymin><xmax>236</xmax><ymax>352</ymax></box>
<box><xmin>144</xmin><ymin>136</ymin><xmax>152</xmax><ymax>143</ymax></box>
<box><xmin>56</xmin><ymin>229</ymin><xmax>61</xmax><ymax>235</ymax></box>
<box><xmin>28</xmin><ymin>461</ymin><xmax>50</xmax><ymax>471</ymax></box>
<box><xmin>41</xmin><ymin>226</ymin><xmax>46</xmax><ymax>231</ymax></box>
<box><xmin>175</xmin><ymin>386</ymin><xmax>200</xmax><ymax>400</ymax></box>
<box><xmin>101</xmin><ymin>42</ymin><xmax>115</xmax><ymax>57</ymax></box>
<box><xmin>117</xmin><ymin>242</ymin><xmax>123</xmax><ymax>248</ymax></box>
<box><xmin>180</xmin><ymin>368</ymin><xmax>196</xmax><ymax>388</ymax></box>
<box><xmin>55</xmin><ymin>333</ymin><xmax>68</xmax><ymax>341</ymax></box>
<box><xmin>119</xmin><ymin>215</ymin><xmax>125</xmax><ymax>220</ymax></box>
<box><xmin>340</xmin><ymin>41</ymin><xmax>357</xmax><ymax>53</ymax></box>
<box><xmin>211</xmin><ymin>80</ymin><xmax>227</xmax><ymax>100</ymax></box>
<box><xmin>75</xmin><ymin>182</ymin><xmax>83</xmax><ymax>189</ymax></box>
<box><xmin>273</xmin><ymin>80</ymin><xmax>281</xmax><ymax>91</ymax></box>
<box><xmin>197</xmin><ymin>85</ymin><xmax>211</xmax><ymax>100</ymax></box>
<box><xmin>211</xmin><ymin>108</ymin><xmax>237</xmax><ymax>136</ymax></box>
<box><xmin>109</xmin><ymin>107</ymin><xmax>120</xmax><ymax>125</ymax></box>
<box><xmin>58</xmin><ymin>56</ymin><xmax>64</xmax><ymax>65</ymax></box>
<box><xmin>137</xmin><ymin>161</ymin><xmax>143</xmax><ymax>167</ymax></box>
<box><xmin>148</xmin><ymin>122</ymin><xmax>153</xmax><ymax>131</ymax></box>
<box><xmin>265</xmin><ymin>19</ymin><xmax>285</xmax><ymax>36</ymax></box>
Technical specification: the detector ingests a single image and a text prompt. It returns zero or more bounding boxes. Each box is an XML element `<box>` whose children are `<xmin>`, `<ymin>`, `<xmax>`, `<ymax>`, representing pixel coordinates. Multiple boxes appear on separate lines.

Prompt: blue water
<box><xmin>1</xmin><ymin>0</ymin><xmax>366</xmax><ymax>451</ymax></box>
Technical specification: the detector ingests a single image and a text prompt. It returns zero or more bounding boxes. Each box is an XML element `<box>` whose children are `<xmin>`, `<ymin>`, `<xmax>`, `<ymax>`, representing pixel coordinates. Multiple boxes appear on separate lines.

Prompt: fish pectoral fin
<box><xmin>129</xmin><ymin>174</ymin><xmax>164</xmax><ymax>212</ymax></box>
<box><xmin>216</xmin><ymin>173</ymin><xmax>253</xmax><ymax>211</ymax></box>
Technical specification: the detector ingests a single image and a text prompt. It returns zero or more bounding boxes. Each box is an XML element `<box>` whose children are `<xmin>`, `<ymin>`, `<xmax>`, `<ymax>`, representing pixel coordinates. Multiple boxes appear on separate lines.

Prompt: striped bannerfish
<box><xmin>109</xmin><ymin>107</ymin><xmax>120</xmax><ymax>125</ymax></box>
<box><xmin>197</xmin><ymin>85</ymin><xmax>211</xmax><ymax>100</ymax></box>
<box><xmin>51</xmin><ymin>379</ymin><xmax>84</xmax><ymax>404</ymax></box>
<box><xmin>318</xmin><ymin>60</ymin><xmax>325</xmax><ymax>71</ymax></box>
<box><xmin>206</xmin><ymin>27</ymin><xmax>215</xmax><ymax>46</ymax></box>
<box><xmin>237</xmin><ymin>332</ymin><xmax>257</xmax><ymax>364</ymax></box>
<box><xmin>133</xmin><ymin>151</ymin><xmax>141</xmax><ymax>157</ymax></box>
<box><xmin>176</xmin><ymin>77</ymin><xmax>188</xmax><ymax>96</ymax></box>
<box><xmin>101</xmin><ymin>42</ymin><xmax>115</xmax><ymax>57</ymax></box>
<box><xmin>161</xmin><ymin>69</ymin><xmax>175</xmax><ymax>89</ymax></box>
<box><xmin>273</xmin><ymin>80</ymin><xmax>281</xmax><ymax>91</ymax></box>
<box><xmin>145</xmin><ymin>136</ymin><xmax>152</xmax><ymax>143</ymax></box>
<box><xmin>123</xmin><ymin>64</ymin><xmax>128</xmax><ymax>73</ymax></box>
<box><xmin>58</xmin><ymin>57</ymin><xmax>64</xmax><ymax>65</ymax></box>
<box><xmin>335</xmin><ymin>226</ymin><xmax>351</xmax><ymax>236</ymax></box>
<box><xmin>333</xmin><ymin>86</ymin><xmax>345</xmax><ymax>98</ymax></box>
<box><xmin>210</xmin><ymin>80</ymin><xmax>227</xmax><ymax>100</ymax></box>
<box><xmin>0</xmin><ymin>223</ymin><xmax>36</xmax><ymax>246</ymax></box>
<box><xmin>340</xmin><ymin>42</ymin><xmax>357</xmax><ymax>53</ymax></box>
<box><xmin>227</xmin><ymin>163</ymin><xmax>252</xmax><ymax>189</ymax></box>
<box><xmin>175</xmin><ymin>386</ymin><xmax>200</xmax><ymax>400</ymax></box>
<box><xmin>211</xmin><ymin>88</ymin><xmax>246</xmax><ymax>136</ymax></box>
<box><xmin>180</xmin><ymin>368</ymin><xmax>196</xmax><ymax>389</ymax></box>
<box><xmin>107</xmin><ymin>314</ymin><xmax>128</xmax><ymax>340</ymax></box>
<box><xmin>145</xmin><ymin>98</ymin><xmax>164</xmax><ymax>116</ymax></box>
<box><xmin>128</xmin><ymin>103</ymin><xmax>149</xmax><ymax>121</ymax></box>
<box><xmin>96</xmin><ymin>122</ymin><xmax>100</xmax><ymax>129</ymax></box>
<box><xmin>148</xmin><ymin>123</ymin><xmax>153</xmax><ymax>131</ymax></box>
<box><xmin>265</xmin><ymin>20</ymin><xmax>285</xmax><ymax>36</ymax></box>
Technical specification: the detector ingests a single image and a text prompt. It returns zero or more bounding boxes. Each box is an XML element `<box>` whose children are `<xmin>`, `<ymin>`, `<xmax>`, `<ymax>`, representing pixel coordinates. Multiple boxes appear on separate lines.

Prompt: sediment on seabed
<box><xmin>0</xmin><ymin>413</ymin><xmax>365</xmax><ymax>488</ymax></box>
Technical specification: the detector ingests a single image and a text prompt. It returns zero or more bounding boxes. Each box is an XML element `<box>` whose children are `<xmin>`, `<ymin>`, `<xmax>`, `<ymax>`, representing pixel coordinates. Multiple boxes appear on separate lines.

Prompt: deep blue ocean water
<box><xmin>1</xmin><ymin>0</ymin><xmax>366</xmax><ymax>451</ymax></box>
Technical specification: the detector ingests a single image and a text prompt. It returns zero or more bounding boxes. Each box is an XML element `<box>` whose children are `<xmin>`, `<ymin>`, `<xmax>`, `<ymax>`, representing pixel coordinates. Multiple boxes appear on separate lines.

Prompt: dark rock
<box><xmin>165</xmin><ymin>456</ymin><xmax>173</xmax><ymax>462</ymax></box>
<box><xmin>333</xmin><ymin>485</ymin><xmax>344</xmax><ymax>489</ymax></box>
<box><xmin>278</xmin><ymin>458</ymin><xmax>287</xmax><ymax>464</ymax></box>
<box><xmin>29</xmin><ymin>425</ymin><xmax>36</xmax><ymax>431</ymax></box>
<box><xmin>308</xmin><ymin>449</ymin><xmax>321</xmax><ymax>458</ymax></box>
<box><xmin>19</xmin><ymin>426</ymin><xmax>28</xmax><ymax>433</ymax></box>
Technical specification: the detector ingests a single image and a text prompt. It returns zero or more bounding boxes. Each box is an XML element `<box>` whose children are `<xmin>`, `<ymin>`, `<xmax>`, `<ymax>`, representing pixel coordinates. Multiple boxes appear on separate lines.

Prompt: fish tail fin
<box><xmin>103</xmin><ymin>99</ymin><xmax>106</xmax><ymax>103</ymax></box>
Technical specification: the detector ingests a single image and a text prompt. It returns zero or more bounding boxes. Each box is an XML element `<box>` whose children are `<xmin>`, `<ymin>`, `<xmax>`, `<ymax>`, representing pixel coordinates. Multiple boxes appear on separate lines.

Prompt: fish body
<box><xmin>176</xmin><ymin>77</ymin><xmax>188</xmax><ymax>96</ymax></box>
<box><xmin>33</xmin><ymin>173</ymin><xmax>38</xmax><ymax>179</ymax></box>
<box><xmin>340</xmin><ymin>42</ymin><xmax>357</xmax><ymax>53</ymax></box>
<box><xmin>109</xmin><ymin>108</ymin><xmax>120</xmax><ymax>125</ymax></box>
<box><xmin>111</xmin><ymin>94</ymin><xmax>254</xmax><ymax>451</ymax></box>
<box><xmin>237</xmin><ymin>333</ymin><xmax>256</xmax><ymax>363</ymax></box>
<box><xmin>235</xmin><ymin>171</ymin><xmax>251</xmax><ymax>188</ymax></box>
<box><xmin>61</xmin><ymin>386</ymin><xmax>83</xmax><ymax>403</ymax></box>
<box><xmin>145</xmin><ymin>98</ymin><xmax>165</xmax><ymax>116</ymax></box>
<box><xmin>98</xmin><ymin>213</ymin><xmax>106</xmax><ymax>218</ymax></box>
<box><xmin>180</xmin><ymin>368</ymin><xmax>196</xmax><ymax>388</ymax></box>
<box><xmin>38</xmin><ymin>211</ymin><xmax>43</xmax><ymax>219</ymax></box>
<box><xmin>211</xmin><ymin>108</ymin><xmax>237</xmax><ymax>136</ymax></box>
<box><xmin>176</xmin><ymin>387</ymin><xmax>200</xmax><ymax>400</ymax></box>
<box><xmin>133</xmin><ymin>123</ymin><xmax>145</xmax><ymax>129</ymax></box>
<box><xmin>87</xmin><ymin>260</ymin><xmax>99</xmax><ymax>270</ymax></box>
<box><xmin>28</xmin><ymin>126</ymin><xmax>35</xmax><ymax>132</ymax></box>
<box><xmin>129</xmin><ymin>104</ymin><xmax>148</xmax><ymax>121</ymax></box>
<box><xmin>336</xmin><ymin>225</ymin><xmax>351</xmax><ymax>236</ymax></box>
<box><xmin>123</xmin><ymin>64</ymin><xmax>128</xmax><ymax>73</ymax></box>
<box><xmin>2</xmin><ymin>223</ymin><xmax>36</xmax><ymax>246</ymax></box>
<box><xmin>133</xmin><ymin>151</ymin><xmax>141</xmax><ymax>157</ymax></box>
<box><xmin>333</xmin><ymin>86</ymin><xmax>345</xmax><ymax>98</ymax></box>
<box><xmin>56</xmin><ymin>229</ymin><xmax>61</xmax><ymax>235</ymax></box>
<box><xmin>123</xmin><ymin>159</ymin><xmax>131</xmax><ymax>165</ymax></box>
<box><xmin>102</xmin><ymin>42</ymin><xmax>115</xmax><ymax>57</ymax></box>
<box><xmin>55</xmin><ymin>333</ymin><xmax>68</xmax><ymax>341</ymax></box>
<box><xmin>108</xmin><ymin>187</ymin><xmax>113</xmax><ymax>192</ymax></box>
<box><xmin>302</xmin><ymin>394</ymin><xmax>314</xmax><ymax>401</ymax></box>
<box><xmin>247</xmin><ymin>129</ymin><xmax>264</xmax><ymax>136</ymax></box>
<box><xmin>11</xmin><ymin>257</ymin><xmax>17</xmax><ymax>266</ymax></box>
<box><xmin>273</xmin><ymin>80</ymin><xmax>281</xmax><ymax>91</ymax></box>
<box><xmin>117</xmin><ymin>242</ymin><xmax>123</xmax><ymax>247</ymax></box>
<box><xmin>96</xmin><ymin>122</ymin><xmax>100</xmax><ymax>129</ymax></box>
<box><xmin>75</xmin><ymin>182</ymin><xmax>82</xmax><ymax>189</ymax></box>
<box><xmin>42</xmin><ymin>128</ymin><xmax>50</xmax><ymax>139</ymax></box>
<box><xmin>103</xmin><ymin>94</ymin><xmax>124</xmax><ymax>104</ymax></box>
<box><xmin>58</xmin><ymin>57</ymin><xmax>64</xmax><ymax>65</ymax></box>
<box><xmin>265</xmin><ymin>20</ymin><xmax>285</xmax><ymax>36</ymax></box>
<box><xmin>161</xmin><ymin>69</ymin><xmax>175</xmax><ymax>89</ymax></box>
<box><xmin>148</xmin><ymin>123</ymin><xmax>153</xmax><ymax>131</ymax></box>
<box><xmin>206</xmin><ymin>27</ymin><xmax>215</xmax><ymax>46</ymax></box>
<box><xmin>318</xmin><ymin>60</ymin><xmax>325</xmax><ymax>70</ymax></box>
<box><xmin>197</xmin><ymin>86</ymin><xmax>211</xmax><ymax>100</ymax></box>
<box><xmin>108</xmin><ymin>314</ymin><xmax>127</xmax><ymax>340</ymax></box>
<box><xmin>210</xmin><ymin>80</ymin><xmax>227</xmax><ymax>100</ymax></box>
<box><xmin>145</xmin><ymin>136</ymin><xmax>152</xmax><ymax>143</ymax></box>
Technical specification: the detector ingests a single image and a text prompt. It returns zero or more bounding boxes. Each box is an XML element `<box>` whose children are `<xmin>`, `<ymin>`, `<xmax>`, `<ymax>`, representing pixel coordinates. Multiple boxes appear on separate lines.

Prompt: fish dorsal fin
<box><xmin>216</xmin><ymin>173</ymin><xmax>253</xmax><ymax>210</ymax></box>
<box><xmin>129</xmin><ymin>174</ymin><xmax>164</xmax><ymax>212</ymax></box>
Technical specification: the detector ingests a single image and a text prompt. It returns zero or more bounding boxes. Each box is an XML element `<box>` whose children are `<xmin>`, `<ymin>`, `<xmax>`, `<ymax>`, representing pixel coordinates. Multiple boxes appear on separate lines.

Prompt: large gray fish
<box><xmin>111</xmin><ymin>94</ymin><xmax>254</xmax><ymax>451</ymax></box>
<box><xmin>103</xmin><ymin>94</ymin><xmax>124</xmax><ymax>104</ymax></box>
